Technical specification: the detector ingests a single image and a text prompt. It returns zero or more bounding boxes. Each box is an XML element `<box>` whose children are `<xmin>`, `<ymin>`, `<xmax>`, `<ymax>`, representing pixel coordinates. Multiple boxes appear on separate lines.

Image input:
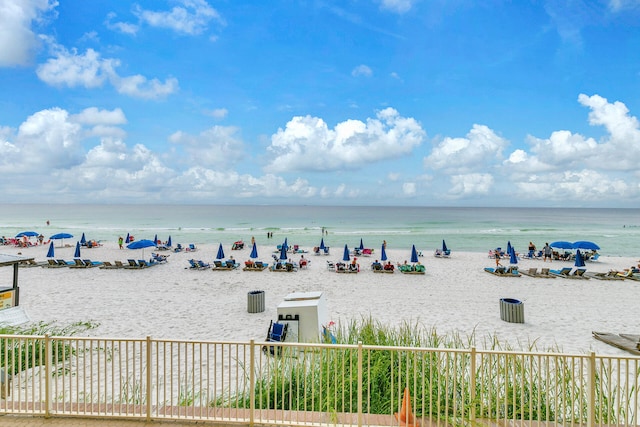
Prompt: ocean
<box><xmin>1</xmin><ymin>204</ymin><xmax>639</xmax><ymax>256</ymax></box>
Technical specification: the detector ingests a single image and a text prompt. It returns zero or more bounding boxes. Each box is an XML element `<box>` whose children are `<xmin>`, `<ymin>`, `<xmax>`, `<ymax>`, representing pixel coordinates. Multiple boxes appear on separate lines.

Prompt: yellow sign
<box><xmin>0</xmin><ymin>291</ymin><xmax>14</xmax><ymax>310</ymax></box>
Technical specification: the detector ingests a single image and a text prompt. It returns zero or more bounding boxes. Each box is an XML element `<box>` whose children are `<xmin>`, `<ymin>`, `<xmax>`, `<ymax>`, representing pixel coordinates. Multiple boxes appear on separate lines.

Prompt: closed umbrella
<box><xmin>125</xmin><ymin>233</ymin><xmax>131</xmax><ymax>243</ymax></box>
<box><xmin>509</xmin><ymin>246</ymin><xmax>518</xmax><ymax>265</ymax></box>
<box><xmin>154</xmin><ymin>234</ymin><xmax>158</xmax><ymax>245</ymax></box>
<box><xmin>410</xmin><ymin>245</ymin><xmax>419</xmax><ymax>263</ymax></box>
<box><xmin>380</xmin><ymin>244</ymin><xmax>388</xmax><ymax>262</ymax></box>
<box><xmin>279</xmin><ymin>245</ymin><xmax>288</xmax><ymax>261</ymax></box>
<box><xmin>74</xmin><ymin>242</ymin><xmax>81</xmax><ymax>259</ymax></box>
<box><xmin>319</xmin><ymin>238</ymin><xmax>326</xmax><ymax>251</ymax></box>
<box><xmin>80</xmin><ymin>233</ymin><xmax>86</xmax><ymax>245</ymax></box>
<box><xmin>46</xmin><ymin>242</ymin><xmax>55</xmax><ymax>258</ymax></box>
<box><xmin>359</xmin><ymin>238</ymin><xmax>364</xmax><ymax>250</ymax></box>
<box><xmin>167</xmin><ymin>236</ymin><xmax>172</xmax><ymax>247</ymax></box>
<box><xmin>506</xmin><ymin>241</ymin><xmax>512</xmax><ymax>256</ymax></box>
<box><xmin>250</xmin><ymin>242</ymin><xmax>259</xmax><ymax>259</ymax></box>
<box><xmin>342</xmin><ymin>244</ymin><xmax>350</xmax><ymax>262</ymax></box>
<box><xmin>442</xmin><ymin>240</ymin><xmax>448</xmax><ymax>253</ymax></box>
<box><xmin>216</xmin><ymin>243</ymin><xmax>225</xmax><ymax>260</ymax></box>
<box><xmin>575</xmin><ymin>250</ymin><xmax>585</xmax><ymax>267</ymax></box>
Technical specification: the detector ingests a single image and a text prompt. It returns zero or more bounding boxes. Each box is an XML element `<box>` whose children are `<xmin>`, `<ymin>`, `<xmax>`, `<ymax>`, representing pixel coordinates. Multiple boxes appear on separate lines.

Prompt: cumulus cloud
<box><xmin>133</xmin><ymin>0</ymin><xmax>225</xmax><ymax>35</ymax></box>
<box><xmin>265</xmin><ymin>107</ymin><xmax>425</xmax><ymax>173</ymax></box>
<box><xmin>169</xmin><ymin>125</ymin><xmax>245</xmax><ymax>167</ymax></box>
<box><xmin>36</xmin><ymin>43</ymin><xmax>178</xmax><ymax>99</ymax></box>
<box><xmin>449</xmin><ymin>173</ymin><xmax>494</xmax><ymax>196</ymax></box>
<box><xmin>104</xmin><ymin>12</ymin><xmax>139</xmax><ymax>35</ymax></box>
<box><xmin>0</xmin><ymin>0</ymin><xmax>56</xmax><ymax>67</ymax></box>
<box><xmin>207</xmin><ymin>108</ymin><xmax>228</xmax><ymax>120</ymax></box>
<box><xmin>352</xmin><ymin>64</ymin><xmax>373</xmax><ymax>77</ymax></box>
<box><xmin>424</xmin><ymin>124</ymin><xmax>509</xmax><ymax>173</ymax></box>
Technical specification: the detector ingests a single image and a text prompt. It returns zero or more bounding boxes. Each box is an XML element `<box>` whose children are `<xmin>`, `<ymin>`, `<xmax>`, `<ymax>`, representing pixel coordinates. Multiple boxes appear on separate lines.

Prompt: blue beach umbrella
<box><xmin>319</xmin><ymin>238</ymin><xmax>326</xmax><ymax>251</ymax></box>
<box><xmin>16</xmin><ymin>231</ymin><xmax>39</xmax><ymax>238</ymax></box>
<box><xmin>125</xmin><ymin>233</ymin><xmax>131</xmax><ymax>243</ymax></box>
<box><xmin>74</xmin><ymin>242</ymin><xmax>81</xmax><ymax>259</ymax></box>
<box><xmin>80</xmin><ymin>233</ymin><xmax>86</xmax><ymax>245</ymax></box>
<box><xmin>167</xmin><ymin>236</ymin><xmax>172</xmax><ymax>247</ymax></box>
<box><xmin>442</xmin><ymin>240</ymin><xmax>448</xmax><ymax>252</ymax></box>
<box><xmin>509</xmin><ymin>246</ymin><xmax>518</xmax><ymax>265</ymax></box>
<box><xmin>573</xmin><ymin>241</ymin><xmax>600</xmax><ymax>251</ymax></box>
<box><xmin>342</xmin><ymin>244</ymin><xmax>350</xmax><ymax>262</ymax></box>
<box><xmin>279</xmin><ymin>244</ymin><xmax>288</xmax><ymax>261</ymax></box>
<box><xmin>50</xmin><ymin>232</ymin><xmax>74</xmax><ymax>247</ymax></box>
<box><xmin>46</xmin><ymin>241</ymin><xmax>55</xmax><ymax>258</ymax></box>
<box><xmin>359</xmin><ymin>238</ymin><xmax>364</xmax><ymax>250</ymax></box>
<box><xmin>380</xmin><ymin>244</ymin><xmax>388</xmax><ymax>261</ymax></box>
<box><xmin>283</xmin><ymin>238</ymin><xmax>288</xmax><ymax>252</ymax></box>
<box><xmin>410</xmin><ymin>245</ymin><xmax>419</xmax><ymax>263</ymax></box>
<box><xmin>154</xmin><ymin>234</ymin><xmax>158</xmax><ymax>245</ymax></box>
<box><xmin>216</xmin><ymin>243</ymin><xmax>225</xmax><ymax>260</ymax></box>
<box><xmin>506</xmin><ymin>241</ymin><xmax>512</xmax><ymax>257</ymax></box>
<box><xmin>575</xmin><ymin>250</ymin><xmax>585</xmax><ymax>267</ymax></box>
<box><xmin>550</xmin><ymin>241</ymin><xmax>573</xmax><ymax>250</ymax></box>
<box><xmin>127</xmin><ymin>239</ymin><xmax>157</xmax><ymax>259</ymax></box>
<box><xmin>250</xmin><ymin>242</ymin><xmax>259</xmax><ymax>259</ymax></box>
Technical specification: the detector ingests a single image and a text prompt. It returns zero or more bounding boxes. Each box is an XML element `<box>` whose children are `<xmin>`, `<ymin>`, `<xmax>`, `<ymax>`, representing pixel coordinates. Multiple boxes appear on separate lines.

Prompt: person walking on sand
<box><xmin>543</xmin><ymin>243</ymin><xmax>552</xmax><ymax>262</ymax></box>
<box><xmin>118</xmin><ymin>236</ymin><xmax>124</xmax><ymax>249</ymax></box>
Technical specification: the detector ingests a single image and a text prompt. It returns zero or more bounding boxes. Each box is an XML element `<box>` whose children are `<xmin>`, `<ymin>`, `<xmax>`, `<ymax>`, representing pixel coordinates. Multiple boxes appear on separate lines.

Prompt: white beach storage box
<box><xmin>277</xmin><ymin>291</ymin><xmax>328</xmax><ymax>343</ymax></box>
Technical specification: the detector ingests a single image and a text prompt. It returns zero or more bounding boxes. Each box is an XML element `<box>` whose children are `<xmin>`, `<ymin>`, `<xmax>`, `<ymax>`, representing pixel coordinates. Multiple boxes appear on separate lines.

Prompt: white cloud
<box><xmin>351</xmin><ymin>64</ymin><xmax>373</xmax><ymax>77</ymax></box>
<box><xmin>265</xmin><ymin>108</ymin><xmax>425</xmax><ymax>173</ymax></box>
<box><xmin>36</xmin><ymin>43</ymin><xmax>179</xmax><ymax>99</ymax></box>
<box><xmin>402</xmin><ymin>182</ymin><xmax>416</xmax><ymax>195</ymax></box>
<box><xmin>449</xmin><ymin>173</ymin><xmax>494</xmax><ymax>197</ymax></box>
<box><xmin>207</xmin><ymin>108</ymin><xmax>228</xmax><ymax>120</ymax></box>
<box><xmin>424</xmin><ymin>124</ymin><xmax>509</xmax><ymax>173</ymax></box>
<box><xmin>133</xmin><ymin>0</ymin><xmax>225</xmax><ymax>35</ymax></box>
<box><xmin>608</xmin><ymin>0</ymin><xmax>640</xmax><ymax>11</ymax></box>
<box><xmin>169</xmin><ymin>125</ymin><xmax>245</xmax><ymax>167</ymax></box>
<box><xmin>378</xmin><ymin>0</ymin><xmax>415</xmax><ymax>14</ymax></box>
<box><xmin>104</xmin><ymin>12</ymin><xmax>139</xmax><ymax>35</ymax></box>
<box><xmin>71</xmin><ymin>107</ymin><xmax>127</xmax><ymax>125</ymax></box>
<box><xmin>0</xmin><ymin>0</ymin><xmax>56</xmax><ymax>67</ymax></box>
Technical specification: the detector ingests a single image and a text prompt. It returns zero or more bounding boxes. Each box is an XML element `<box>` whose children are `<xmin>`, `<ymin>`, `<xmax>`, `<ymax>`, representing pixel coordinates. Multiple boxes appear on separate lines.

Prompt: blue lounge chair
<box><xmin>263</xmin><ymin>321</ymin><xmax>289</xmax><ymax>356</ymax></box>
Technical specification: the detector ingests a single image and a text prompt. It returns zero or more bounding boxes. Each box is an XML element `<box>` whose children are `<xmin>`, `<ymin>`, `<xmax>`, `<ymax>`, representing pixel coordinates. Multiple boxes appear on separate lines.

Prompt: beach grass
<box><xmin>0</xmin><ymin>321</ymin><xmax>97</xmax><ymax>376</ymax></box>
<box><xmin>224</xmin><ymin>317</ymin><xmax>627</xmax><ymax>424</ymax></box>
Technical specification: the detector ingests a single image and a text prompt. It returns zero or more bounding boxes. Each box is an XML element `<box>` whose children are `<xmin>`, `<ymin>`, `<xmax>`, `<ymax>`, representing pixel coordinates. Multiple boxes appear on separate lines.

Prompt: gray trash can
<box><xmin>248</xmin><ymin>290</ymin><xmax>265</xmax><ymax>313</ymax></box>
<box><xmin>500</xmin><ymin>298</ymin><xmax>524</xmax><ymax>323</ymax></box>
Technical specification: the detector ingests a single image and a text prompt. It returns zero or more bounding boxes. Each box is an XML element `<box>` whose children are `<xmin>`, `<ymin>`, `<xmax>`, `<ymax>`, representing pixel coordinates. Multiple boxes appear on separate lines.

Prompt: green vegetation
<box><xmin>0</xmin><ymin>321</ymin><xmax>97</xmax><ymax>375</ymax></box>
<box><xmin>227</xmin><ymin>317</ymin><xmax>630</xmax><ymax>425</ymax></box>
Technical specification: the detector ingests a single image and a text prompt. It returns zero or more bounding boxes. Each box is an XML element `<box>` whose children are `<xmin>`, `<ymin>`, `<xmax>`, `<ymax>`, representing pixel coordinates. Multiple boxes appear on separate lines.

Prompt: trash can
<box><xmin>248</xmin><ymin>290</ymin><xmax>265</xmax><ymax>313</ymax></box>
<box><xmin>500</xmin><ymin>298</ymin><xmax>524</xmax><ymax>323</ymax></box>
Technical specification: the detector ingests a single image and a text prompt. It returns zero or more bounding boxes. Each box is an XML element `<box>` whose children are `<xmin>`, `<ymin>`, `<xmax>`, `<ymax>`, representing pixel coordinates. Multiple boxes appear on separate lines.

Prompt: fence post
<box><xmin>44</xmin><ymin>334</ymin><xmax>51</xmax><ymax>418</ymax></box>
<box><xmin>146</xmin><ymin>336</ymin><xmax>152</xmax><ymax>422</ymax></box>
<box><xmin>357</xmin><ymin>341</ymin><xmax>363</xmax><ymax>427</ymax></box>
<box><xmin>470</xmin><ymin>347</ymin><xmax>476</xmax><ymax>422</ymax></box>
<box><xmin>587</xmin><ymin>351</ymin><xmax>596</xmax><ymax>427</ymax></box>
<box><xmin>249</xmin><ymin>340</ymin><xmax>255</xmax><ymax>427</ymax></box>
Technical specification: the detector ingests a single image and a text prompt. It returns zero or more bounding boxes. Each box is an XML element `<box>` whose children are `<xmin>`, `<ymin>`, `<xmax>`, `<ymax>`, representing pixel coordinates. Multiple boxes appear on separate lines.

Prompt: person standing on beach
<box><xmin>543</xmin><ymin>243</ymin><xmax>552</xmax><ymax>262</ymax></box>
<box><xmin>118</xmin><ymin>236</ymin><xmax>124</xmax><ymax>249</ymax></box>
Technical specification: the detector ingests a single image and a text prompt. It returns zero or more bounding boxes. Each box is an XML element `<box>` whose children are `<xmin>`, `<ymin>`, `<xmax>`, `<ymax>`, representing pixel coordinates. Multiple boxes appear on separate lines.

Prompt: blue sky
<box><xmin>2</xmin><ymin>0</ymin><xmax>640</xmax><ymax>207</ymax></box>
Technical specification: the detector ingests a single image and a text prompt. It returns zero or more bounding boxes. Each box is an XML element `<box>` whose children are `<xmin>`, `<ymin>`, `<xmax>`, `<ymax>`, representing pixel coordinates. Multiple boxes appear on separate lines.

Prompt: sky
<box><xmin>1</xmin><ymin>0</ymin><xmax>640</xmax><ymax>207</ymax></box>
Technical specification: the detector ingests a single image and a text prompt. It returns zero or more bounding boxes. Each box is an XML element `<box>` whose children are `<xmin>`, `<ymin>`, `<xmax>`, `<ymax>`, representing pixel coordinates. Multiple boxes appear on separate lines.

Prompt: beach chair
<box><xmin>263</xmin><ymin>321</ymin><xmax>289</xmax><ymax>356</ymax></box>
<box><xmin>549</xmin><ymin>267</ymin><xmax>572</xmax><ymax>278</ymax></box>
<box><xmin>114</xmin><ymin>260</ymin><xmax>126</xmax><ymax>268</ymax></box>
<box><xmin>174</xmin><ymin>243</ymin><xmax>183</xmax><ymax>253</ymax></box>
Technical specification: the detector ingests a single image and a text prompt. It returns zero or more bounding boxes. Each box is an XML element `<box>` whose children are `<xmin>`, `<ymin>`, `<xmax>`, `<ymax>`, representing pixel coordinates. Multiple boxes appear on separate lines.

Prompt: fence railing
<box><xmin>0</xmin><ymin>334</ymin><xmax>638</xmax><ymax>426</ymax></box>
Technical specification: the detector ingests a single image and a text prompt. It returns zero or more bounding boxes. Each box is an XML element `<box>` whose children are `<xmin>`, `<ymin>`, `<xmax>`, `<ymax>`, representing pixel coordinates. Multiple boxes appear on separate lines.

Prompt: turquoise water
<box><xmin>1</xmin><ymin>205</ymin><xmax>639</xmax><ymax>256</ymax></box>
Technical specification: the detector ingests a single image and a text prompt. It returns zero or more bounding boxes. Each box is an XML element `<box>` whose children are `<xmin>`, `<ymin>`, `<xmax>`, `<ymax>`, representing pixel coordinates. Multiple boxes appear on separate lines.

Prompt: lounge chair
<box><xmin>125</xmin><ymin>259</ymin><xmax>142</xmax><ymax>269</ymax></box>
<box><xmin>151</xmin><ymin>253</ymin><xmax>169</xmax><ymax>263</ymax></box>
<box><xmin>56</xmin><ymin>259</ymin><xmax>74</xmax><ymax>267</ymax></box>
<box><xmin>326</xmin><ymin>260</ymin><xmax>335</xmax><ymax>270</ymax></box>
<box><xmin>114</xmin><ymin>260</ymin><xmax>126</xmax><ymax>268</ymax></box>
<box><xmin>243</xmin><ymin>261</ymin><xmax>268</xmax><ymax>271</ymax></box>
<box><xmin>99</xmin><ymin>261</ymin><xmax>120</xmax><ymax>270</ymax></box>
<box><xmin>263</xmin><ymin>321</ymin><xmax>289</xmax><ymax>356</ymax></box>
<box><xmin>174</xmin><ymin>243</ymin><xmax>183</xmax><ymax>253</ymax></box>
<box><xmin>484</xmin><ymin>266</ymin><xmax>521</xmax><ymax>277</ymax></box>
<box><xmin>520</xmin><ymin>267</ymin><xmax>539</xmax><ymax>277</ymax></box>
<box><xmin>584</xmin><ymin>271</ymin><xmax>625</xmax><ymax>281</ymax></box>
<box><xmin>549</xmin><ymin>267</ymin><xmax>572</xmax><ymax>278</ymax></box>
<box><xmin>187</xmin><ymin>244</ymin><xmax>197</xmax><ymax>252</ymax></box>
<box><xmin>19</xmin><ymin>259</ymin><xmax>44</xmax><ymax>268</ymax></box>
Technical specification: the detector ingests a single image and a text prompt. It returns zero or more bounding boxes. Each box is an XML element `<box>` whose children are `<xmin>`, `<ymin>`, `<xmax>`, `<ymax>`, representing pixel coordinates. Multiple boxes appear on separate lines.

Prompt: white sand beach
<box><xmin>1</xmin><ymin>241</ymin><xmax>638</xmax><ymax>356</ymax></box>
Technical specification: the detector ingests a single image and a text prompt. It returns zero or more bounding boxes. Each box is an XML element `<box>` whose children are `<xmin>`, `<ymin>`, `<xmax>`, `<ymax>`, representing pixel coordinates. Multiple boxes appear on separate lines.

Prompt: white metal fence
<box><xmin>0</xmin><ymin>334</ymin><xmax>638</xmax><ymax>426</ymax></box>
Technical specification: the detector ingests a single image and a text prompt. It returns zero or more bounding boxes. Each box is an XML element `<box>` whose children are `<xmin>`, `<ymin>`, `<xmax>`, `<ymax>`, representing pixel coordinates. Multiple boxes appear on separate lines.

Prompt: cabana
<box><xmin>0</xmin><ymin>254</ymin><xmax>32</xmax><ymax>310</ymax></box>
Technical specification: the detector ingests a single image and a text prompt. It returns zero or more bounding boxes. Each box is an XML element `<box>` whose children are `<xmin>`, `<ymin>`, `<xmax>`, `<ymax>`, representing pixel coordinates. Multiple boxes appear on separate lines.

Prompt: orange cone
<box><xmin>394</xmin><ymin>387</ymin><xmax>418</xmax><ymax>427</ymax></box>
